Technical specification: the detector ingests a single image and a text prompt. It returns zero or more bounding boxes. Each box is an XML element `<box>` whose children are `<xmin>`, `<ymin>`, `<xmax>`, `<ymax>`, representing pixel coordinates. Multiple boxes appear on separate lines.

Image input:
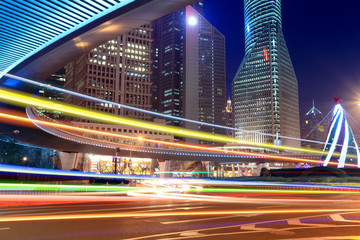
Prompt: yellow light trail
<box><xmin>0</xmin><ymin>87</ymin><xmax>233</xmax><ymax>142</ymax></box>
<box><xmin>0</xmin><ymin>86</ymin><xmax>349</xmax><ymax>157</ymax></box>
<box><xmin>0</xmin><ymin>110</ymin><xmax>353</xmax><ymax>166</ymax></box>
<box><xmin>0</xmin><ymin>208</ymin><xmax>359</xmax><ymax>222</ymax></box>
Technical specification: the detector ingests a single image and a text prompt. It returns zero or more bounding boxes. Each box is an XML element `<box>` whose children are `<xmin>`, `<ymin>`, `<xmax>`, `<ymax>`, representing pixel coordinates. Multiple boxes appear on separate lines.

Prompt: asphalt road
<box><xmin>1</xmin><ymin>191</ymin><xmax>360</xmax><ymax>240</ymax></box>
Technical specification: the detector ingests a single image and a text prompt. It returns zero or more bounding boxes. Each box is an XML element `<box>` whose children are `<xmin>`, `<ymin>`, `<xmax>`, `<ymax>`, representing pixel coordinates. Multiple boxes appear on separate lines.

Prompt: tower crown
<box><xmin>244</xmin><ymin>0</ymin><xmax>282</xmax><ymax>55</ymax></box>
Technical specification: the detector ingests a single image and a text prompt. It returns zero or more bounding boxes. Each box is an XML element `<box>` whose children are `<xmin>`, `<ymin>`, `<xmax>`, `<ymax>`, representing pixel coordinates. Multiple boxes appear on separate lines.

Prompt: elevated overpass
<box><xmin>24</xmin><ymin>106</ymin><xmax>322</xmax><ymax>167</ymax></box>
<box><xmin>0</xmin><ymin>0</ymin><xmax>198</xmax><ymax>153</ymax></box>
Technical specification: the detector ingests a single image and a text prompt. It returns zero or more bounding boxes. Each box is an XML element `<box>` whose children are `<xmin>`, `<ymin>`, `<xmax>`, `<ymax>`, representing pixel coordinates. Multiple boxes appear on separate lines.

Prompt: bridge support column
<box><xmin>255</xmin><ymin>162</ymin><xmax>266</xmax><ymax>176</ymax></box>
<box><xmin>58</xmin><ymin>151</ymin><xmax>79</xmax><ymax>170</ymax></box>
<box><xmin>158</xmin><ymin>160</ymin><xmax>171</xmax><ymax>178</ymax></box>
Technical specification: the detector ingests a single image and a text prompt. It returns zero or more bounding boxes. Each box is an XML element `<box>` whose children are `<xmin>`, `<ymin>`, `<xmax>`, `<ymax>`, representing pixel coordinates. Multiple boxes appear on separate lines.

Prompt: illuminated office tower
<box><xmin>152</xmin><ymin>1</ymin><xmax>226</xmax><ymax>141</ymax></box>
<box><xmin>65</xmin><ymin>24</ymin><xmax>174</xmax><ymax>142</ymax></box>
<box><xmin>232</xmin><ymin>0</ymin><xmax>300</xmax><ymax>149</ymax></box>
<box><xmin>225</xmin><ymin>98</ymin><xmax>233</xmax><ymax>137</ymax></box>
<box><xmin>65</xmin><ymin>23</ymin><xmax>153</xmax><ymax>120</ymax></box>
<box><xmin>38</xmin><ymin>68</ymin><xmax>66</xmax><ymax>119</ymax></box>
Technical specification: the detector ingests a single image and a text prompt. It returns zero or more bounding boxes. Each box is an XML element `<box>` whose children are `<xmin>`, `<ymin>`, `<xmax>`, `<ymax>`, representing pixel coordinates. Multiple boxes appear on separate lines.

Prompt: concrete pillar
<box><xmin>202</xmin><ymin>161</ymin><xmax>211</xmax><ymax>177</ymax></box>
<box><xmin>159</xmin><ymin>160</ymin><xmax>171</xmax><ymax>178</ymax></box>
<box><xmin>256</xmin><ymin>162</ymin><xmax>266</xmax><ymax>176</ymax></box>
<box><xmin>58</xmin><ymin>151</ymin><xmax>79</xmax><ymax>170</ymax></box>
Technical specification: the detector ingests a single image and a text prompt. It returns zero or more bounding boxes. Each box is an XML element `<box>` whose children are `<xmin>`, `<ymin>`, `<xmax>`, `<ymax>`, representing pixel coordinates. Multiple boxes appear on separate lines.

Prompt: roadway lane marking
<box><xmin>257</xmin><ymin>204</ymin><xmax>291</xmax><ymax>209</ymax></box>
<box><xmin>134</xmin><ymin>206</ymin><xmax>210</xmax><ymax>218</ymax></box>
<box><xmin>180</xmin><ymin>231</ymin><xmax>205</xmax><ymax>237</ymax></box>
<box><xmin>122</xmin><ymin>213</ymin><xmax>360</xmax><ymax>240</ymax></box>
<box><xmin>287</xmin><ymin>218</ymin><xmax>302</xmax><ymax>225</ymax></box>
<box><xmin>0</xmin><ymin>227</ymin><xmax>10</xmax><ymax>231</ymax></box>
<box><xmin>1</xmin><ymin>203</ymin><xmax>199</xmax><ymax>217</ymax></box>
<box><xmin>161</xmin><ymin>213</ymin><xmax>262</xmax><ymax>224</ymax></box>
<box><xmin>141</xmin><ymin>224</ymin><xmax>360</xmax><ymax>240</ymax></box>
<box><xmin>286</xmin><ymin>218</ymin><xmax>335</xmax><ymax>228</ymax></box>
<box><xmin>146</xmin><ymin>206</ymin><xmax>208</xmax><ymax>212</ymax></box>
<box><xmin>329</xmin><ymin>214</ymin><xmax>346</xmax><ymax>222</ymax></box>
<box><xmin>241</xmin><ymin>224</ymin><xmax>274</xmax><ymax>231</ymax></box>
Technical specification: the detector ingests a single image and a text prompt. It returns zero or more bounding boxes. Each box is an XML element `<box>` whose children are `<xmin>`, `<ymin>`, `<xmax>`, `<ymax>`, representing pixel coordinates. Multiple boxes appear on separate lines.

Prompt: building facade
<box><xmin>65</xmin><ymin>24</ymin><xmax>153</xmax><ymax>120</ymax></box>
<box><xmin>64</xmin><ymin>24</ymin><xmax>173</xmax><ymax>143</ymax></box>
<box><xmin>226</xmin><ymin>98</ymin><xmax>233</xmax><ymax>137</ymax></box>
<box><xmin>152</xmin><ymin>1</ymin><xmax>226</xmax><ymax>142</ymax></box>
<box><xmin>38</xmin><ymin>68</ymin><xmax>66</xmax><ymax>119</ymax></box>
<box><xmin>232</xmin><ymin>0</ymin><xmax>300</xmax><ymax>150</ymax></box>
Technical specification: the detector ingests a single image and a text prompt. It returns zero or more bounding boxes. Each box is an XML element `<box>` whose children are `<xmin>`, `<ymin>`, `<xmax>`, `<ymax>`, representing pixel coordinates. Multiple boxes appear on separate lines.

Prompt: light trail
<box><xmin>1</xmin><ymin>182</ymin><xmax>358</xmax><ymax>195</ymax></box>
<box><xmin>3</xmin><ymin>73</ymin><xmax>328</xmax><ymax>146</ymax></box>
<box><xmin>1</xmin><ymin>164</ymin><xmax>360</xmax><ymax>192</ymax></box>
<box><xmin>0</xmin><ymin>194</ymin><xmax>153</xmax><ymax>207</ymax></box>
<box><xmin>195</xmin><ymin>188</ymin><xmax>360</xmax><ymax>194</ymax></box>
<box><xmin>173</xmin><ymin>179</ymin><xmax>360</xmax><ymax>191</ymax></box>
<box><xmin>0</xmin><ymin>183</ymin><xmax>140</xmax><ymax>192</ymax></box>
<box><xmin>0</xmin><ymin>86</ymin><xmax>241</xmax><ymax>143</ymax></box>
<box><xmin>0</xmin><ymin>110</ymin><xmax>350</xmax><ymax>166</ymax></box>
<box><xmin>0</xmin><ymin>86</ymin><xmax>347</xmax><ymax>156</ymax></box>
<box><xmin>0</xmin><ymin>208</ymin><xmax>360</xmax><ymax>222</ymax></box>
<box><xmin>128</xmin><ymin>190</ymin><xmax>360</xmax><ymax>203</ymax></box>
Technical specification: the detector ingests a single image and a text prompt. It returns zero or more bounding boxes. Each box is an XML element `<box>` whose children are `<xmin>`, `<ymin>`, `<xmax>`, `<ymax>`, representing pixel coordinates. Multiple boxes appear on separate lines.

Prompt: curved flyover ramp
<box><xmin>0</xmin><ymin>0</ymin><xmax>198</xmax><ymax>155</ymax></box>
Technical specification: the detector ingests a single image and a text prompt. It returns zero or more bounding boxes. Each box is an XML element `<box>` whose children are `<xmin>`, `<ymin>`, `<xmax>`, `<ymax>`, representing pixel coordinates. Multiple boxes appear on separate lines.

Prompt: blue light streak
<box><xmin>1</xmin><ymin>163</ymin><xmax>360</xmax><ymax>192</ymax></box>
<box><xmin>338</xmin><ymin>119</ymin><xmax>349</xmax><ymax>168</ymax></box>
<box><xmin>324</xmin><ymin>105</ymin><xmax>343</xmax><ymax>166</ymax></box>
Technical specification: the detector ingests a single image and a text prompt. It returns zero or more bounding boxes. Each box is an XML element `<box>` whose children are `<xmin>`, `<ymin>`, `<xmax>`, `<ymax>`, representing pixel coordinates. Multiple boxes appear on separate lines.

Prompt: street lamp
<box><xmin>22</xmin><ymin>156</ymin><xmax>27</xmax><ymax>161</ymax></box>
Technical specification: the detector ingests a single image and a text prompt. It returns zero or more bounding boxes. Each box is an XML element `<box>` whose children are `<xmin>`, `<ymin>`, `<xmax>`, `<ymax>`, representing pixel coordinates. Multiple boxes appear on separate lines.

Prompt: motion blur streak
<box><xmin>0</xmin><ymin>87</ymin><xmax>236</xmax><ymax>143</ymax></box>
<box><xmin>0</xmin><ymin>86</ymin><xmax>338</xmax><ymax>155</ymax></box>
<box><xmin>0</xmin><ymin>209</ymin><xmax>360</xmax><ymax>223</ymax></box>
<box><xmin>128</xmin><ymin>191</ymin><xmax>360</xmax><ymax>203</ymax></box>
<box><xmin>0</xmin><ymin>183</ymin><xmax>141</xmax><ymax>192</ymax></box>
<box><xmin>0</xmin><ymin>195</ymin><xmax>154</xmax><ymax>205</ymax></box>
<box><xmin>0</xmin><ymin>110</ymin><xmax>346</xmax><ymax>165</ymax></box>
<box><xmin>196</xmin><ymin>188</ymin><xmax>360</xmax><ymax>194</ymax></box>
<box><xmin>4</xmin><ymin>73</ymin><xmax>328</xmax><ymax>147</ymax></box>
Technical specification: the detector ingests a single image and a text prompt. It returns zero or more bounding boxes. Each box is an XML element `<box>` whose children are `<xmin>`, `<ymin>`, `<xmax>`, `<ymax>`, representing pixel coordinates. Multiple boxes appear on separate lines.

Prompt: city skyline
<box><xmin>204</xmin><ymin>0</ymin><xmax>360</xmax><ymax>118</ymax></box>
<box><xmin>2</xmin><ymin>2</ymin><xmax>360</xmax><ymax>239</ymax></box>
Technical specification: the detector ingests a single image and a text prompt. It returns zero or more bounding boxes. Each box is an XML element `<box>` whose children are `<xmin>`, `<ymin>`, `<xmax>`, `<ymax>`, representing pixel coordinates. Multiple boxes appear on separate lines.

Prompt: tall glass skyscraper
<box><xmin>152</xmin><ymin>1</ymin><xmax>226</xmax><ymax>143</ymax></box>
<box><xmin>232</xmin><ymin>0</ymin><xmax>300</xmax><ymax>149</ymax></box>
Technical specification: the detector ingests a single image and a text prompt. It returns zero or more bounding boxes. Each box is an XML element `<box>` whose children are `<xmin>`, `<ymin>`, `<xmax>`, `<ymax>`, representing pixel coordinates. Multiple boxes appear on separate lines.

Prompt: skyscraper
<box><xmin>65</xmin><ymin>24</ymin><xmax>153</xmax><ymax>120</ymax></box>
<box><xmin>301</xmin><ymin>100</ymin><xmax>326</xmax><ymax>149</ymax></box>
<box><xmin>38</xmin><ymin>68</ymin><xmax>66</xmax><ymax>119</ymax></box>
<box><xmin>152</xmin><ymin>1</ymin><xmax>226</xmax><ymax>142</ymax></box>
<box><xmin>64</xmin><ymin>24</ymin><xmax>173</xmax><ymax>142</ymax></box>
<box><xmin>232</xmin><ymin>0</ymin><xmax>300</xmax><ymax>149</ymax></box>
<box><xmin>225</xmin><ymin>97</ymin><xmax>233</xmax><ymax>137</ymax></box>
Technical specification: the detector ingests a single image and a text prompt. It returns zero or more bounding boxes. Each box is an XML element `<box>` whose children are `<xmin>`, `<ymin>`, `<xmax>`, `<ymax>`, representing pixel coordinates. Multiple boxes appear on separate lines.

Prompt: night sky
<box><xmin>204</xmin><ymin>0</ymin><xmax>360</xmax><ymax>121</ymax></box>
